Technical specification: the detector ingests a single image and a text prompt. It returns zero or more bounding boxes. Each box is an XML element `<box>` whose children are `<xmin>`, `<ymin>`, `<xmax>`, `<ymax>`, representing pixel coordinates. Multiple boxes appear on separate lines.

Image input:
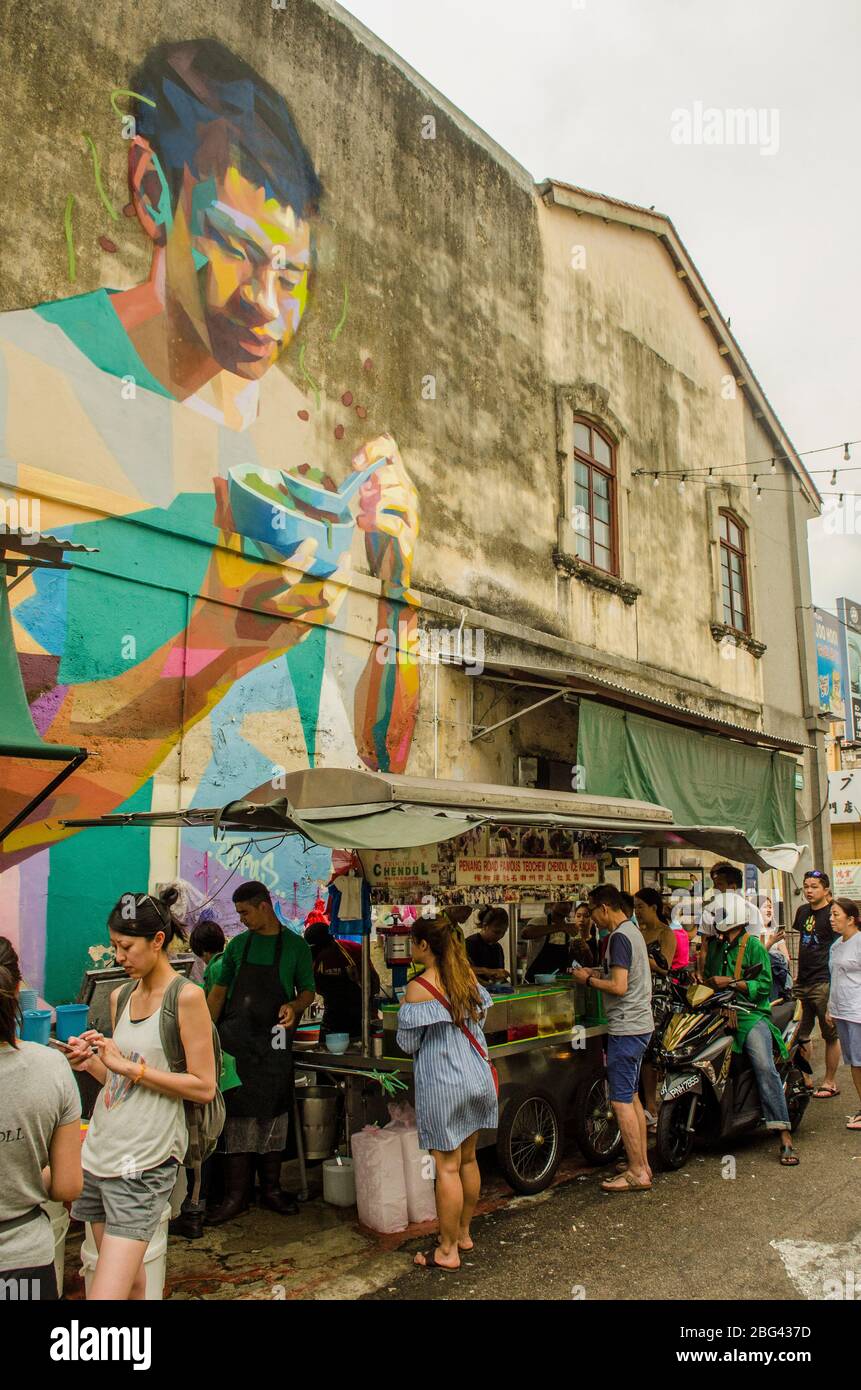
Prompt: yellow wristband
<box><xmin>131</xmin><ymin>1060</ymin><xmax>146</xmax><ymax>1086</ymax></box>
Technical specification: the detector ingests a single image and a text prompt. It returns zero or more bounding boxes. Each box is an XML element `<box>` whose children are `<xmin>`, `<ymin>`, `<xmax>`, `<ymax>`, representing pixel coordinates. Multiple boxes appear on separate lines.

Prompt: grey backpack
<box><xmin>114</xmin><ymin>974</ymin><xmax>226</xmax><ymax>1173</ymax></box>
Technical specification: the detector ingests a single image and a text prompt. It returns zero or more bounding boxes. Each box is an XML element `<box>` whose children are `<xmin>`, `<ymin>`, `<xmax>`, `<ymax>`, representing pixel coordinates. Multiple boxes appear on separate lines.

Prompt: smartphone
<box><xmin>48</xmin><ymin>1038</ymin><xmax>72</xmax><ymax>1052</ymax></box>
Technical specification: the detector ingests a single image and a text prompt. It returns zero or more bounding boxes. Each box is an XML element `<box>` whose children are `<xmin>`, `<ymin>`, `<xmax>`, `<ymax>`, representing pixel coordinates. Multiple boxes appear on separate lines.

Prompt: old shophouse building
<box><xmin>0</xmin><ymin>0</ymin><xmax>827</xmax><ymax>1000</ymax></box>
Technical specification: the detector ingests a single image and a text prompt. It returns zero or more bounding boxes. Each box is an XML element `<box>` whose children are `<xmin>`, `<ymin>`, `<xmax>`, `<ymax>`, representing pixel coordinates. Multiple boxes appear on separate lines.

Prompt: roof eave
<box><xmin>538</xmin><ymin>179</ymin><xmax>821</xmax><ymax>506</ymax></box>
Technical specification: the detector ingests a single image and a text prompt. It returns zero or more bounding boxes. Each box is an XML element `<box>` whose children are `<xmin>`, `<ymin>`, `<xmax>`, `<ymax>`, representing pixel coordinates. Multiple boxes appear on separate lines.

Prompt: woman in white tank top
<box><xmin>64</xmin><ymin>893</ymin><xmax>216</xmax><ymax>1300</ymax></box>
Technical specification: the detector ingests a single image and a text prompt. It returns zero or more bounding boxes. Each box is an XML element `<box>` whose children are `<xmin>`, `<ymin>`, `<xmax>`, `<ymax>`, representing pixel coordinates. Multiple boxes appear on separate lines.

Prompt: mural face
<box><xmin>0</xmin><ymin>39</ymin><xmax>420</xmax><ymax>1000</ymax></box>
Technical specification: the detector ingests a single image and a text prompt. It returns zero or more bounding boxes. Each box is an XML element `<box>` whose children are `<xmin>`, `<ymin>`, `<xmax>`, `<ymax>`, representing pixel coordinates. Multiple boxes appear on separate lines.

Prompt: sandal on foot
<box><xmin>812</xmin><ymin>1085</ymin><xmax>840</xmax><ymax>1099</ymax></box>
<box><xmin>779</xmin><ymin>1145</ymin><xmax>800</xmax><ymax>1166</ymax></box>
<box><xmin>414</xmin><ymin>1248</ymin><xmax>460</xmax><ymax>1272</ymax></box>
<box><xmin>601</xmin><ymin>1171</ymin><xmax>652</xmax><ymax>1193</ymax></box>
<box><xmin>846</xmin><ymin>1114</ymin><xmax>861</xmax><ymax>1131</ymax></box>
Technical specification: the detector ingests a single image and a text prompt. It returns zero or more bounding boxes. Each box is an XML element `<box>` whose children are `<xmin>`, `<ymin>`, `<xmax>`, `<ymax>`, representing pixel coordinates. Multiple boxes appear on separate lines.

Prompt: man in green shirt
<box><xmin>207</xmin><ymin>882</ymin><xmax>316</xmax><ymax>1221</ymax></box>
<box><xmin>704</xmin><ymin>900</ymin><xmax>799</xmax><ymax>1166</ymax></box>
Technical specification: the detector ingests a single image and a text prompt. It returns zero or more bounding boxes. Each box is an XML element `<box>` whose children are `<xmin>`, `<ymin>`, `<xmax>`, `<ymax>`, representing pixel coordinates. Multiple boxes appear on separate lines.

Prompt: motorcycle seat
<box><xmin>770</xmin><ymin>999</ymin><xmax>796</xmax><ymax>1031</ymax></box>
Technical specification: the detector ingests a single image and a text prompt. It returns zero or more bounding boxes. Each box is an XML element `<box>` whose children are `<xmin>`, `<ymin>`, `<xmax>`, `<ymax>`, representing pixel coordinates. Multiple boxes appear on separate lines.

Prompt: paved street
<box><xmin>362</xmin><ymin>1052</ymin><xmax>860</xmax><ymax>1302</ymax></box>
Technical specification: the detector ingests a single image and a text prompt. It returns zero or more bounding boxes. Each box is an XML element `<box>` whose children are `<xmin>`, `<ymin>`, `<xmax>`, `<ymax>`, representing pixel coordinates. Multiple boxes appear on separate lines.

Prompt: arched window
<box><xmin>719</xmin><ymin>510</ymin><xmax>749</xmax><ymax>633</ymax></box>
<box><xmin>572</xmin><ymin>418</ymin><xmax>616</xmax><ymax>574</ymax></box>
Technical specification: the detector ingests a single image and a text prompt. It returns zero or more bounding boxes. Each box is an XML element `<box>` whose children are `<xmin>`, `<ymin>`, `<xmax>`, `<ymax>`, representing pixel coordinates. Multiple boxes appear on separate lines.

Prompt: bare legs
<box><xmin>415</xmin><ymin>1132</ymin><xmax>481</xmax><ymax>1269</ymax></box>
<box><xmin>88</xmin><ymin>1223</ymin><xmax>148</xmax><ymax>1300</ymax></box>
<box><xmin>606</xmin><ymin>1096</ymin><xmax>652</xmax><ymax>1188</ymax></box>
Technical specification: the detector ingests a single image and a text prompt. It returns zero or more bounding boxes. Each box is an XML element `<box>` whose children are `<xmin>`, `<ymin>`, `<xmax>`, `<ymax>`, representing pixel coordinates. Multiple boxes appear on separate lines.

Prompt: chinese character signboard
<box><xmin>814</xmin><ymin>607</ymin><xmax>846</xmax><ymax>719</ymax></box>
<box><xmin>455</xmin><ymin>856</ymin><xmax>600</xmax><ymax>887</ymax></box>
<box><xmin>837</xmin><ymin>597</ymin><xmax>861</xmax><ymax>742</ymax></box>
<box><xmin>833</xmin><ymin>861</ymin><xmax>861</xmax><ymax>897</ymax></box>
<box><xmin>828</xmin><ymin>769</ymin><xmax>861</xmax><ymax>823</ymax></box>
<box><xmin>362</xmin><ymin>823</ymin><xmax>602</xmax><ymax>898</ymax></box>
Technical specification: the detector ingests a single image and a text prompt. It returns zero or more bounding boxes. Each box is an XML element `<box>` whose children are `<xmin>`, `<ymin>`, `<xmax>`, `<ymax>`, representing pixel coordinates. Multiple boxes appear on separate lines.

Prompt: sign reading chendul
<box><xmin>829</xmin><ymin>769</ymin><xmax>861</xmax><ymax>824</ymax></box>
<box><xmin>362</xmin><ymin>851</ymin><xmax>442</xmax><ymax>890</ymax></box>
<box><xmin>833</xmin><ymin>860</ymin><xmax>861</xmax><ymax>898</ymax></box>
<box><xmin>836</xmin><ymin>597</ymin><xmax>861</xmax><ymax>741</ymax></box>
<box><xmin>813</xmin><ymin>607</ymin><xmax>846</xmax><ymax>720</ymax></box>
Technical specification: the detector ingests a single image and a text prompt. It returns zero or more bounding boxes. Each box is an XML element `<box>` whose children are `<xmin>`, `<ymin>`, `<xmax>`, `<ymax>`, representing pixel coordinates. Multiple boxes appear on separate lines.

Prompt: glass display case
<box><xmin>380</xmin><ymin>980</ymin><xmax>595</xmax><ymax>1059</ymax></box>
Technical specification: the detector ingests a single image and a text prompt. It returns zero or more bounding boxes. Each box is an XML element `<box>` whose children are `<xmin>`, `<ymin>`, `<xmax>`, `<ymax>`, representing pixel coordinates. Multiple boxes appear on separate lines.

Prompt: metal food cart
<box><xmin>65</xmin><ymin>767</ymin><xmax>804</xmax><ymax>1194</ymax></box>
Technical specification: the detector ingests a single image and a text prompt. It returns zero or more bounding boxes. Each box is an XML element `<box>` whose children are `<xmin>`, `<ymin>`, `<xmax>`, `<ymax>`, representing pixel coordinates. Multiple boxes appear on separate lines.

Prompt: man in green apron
<box><xmin>206</xmin><ymin>882</ymin><xmax>316</xmax><ymax>1222</ymax></box>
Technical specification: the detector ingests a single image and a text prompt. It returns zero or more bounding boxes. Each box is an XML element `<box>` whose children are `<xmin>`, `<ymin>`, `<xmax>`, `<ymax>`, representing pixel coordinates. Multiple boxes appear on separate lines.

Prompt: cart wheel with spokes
<box><xmin>571</xmin><ymin>1072</ymin><xmax>623</xmax><ymax>1165</ymax></box>
<box><xmin>496</xmin><ymin>1089</ymin><xmax>564</xmax><ymax>1194</ymax></box>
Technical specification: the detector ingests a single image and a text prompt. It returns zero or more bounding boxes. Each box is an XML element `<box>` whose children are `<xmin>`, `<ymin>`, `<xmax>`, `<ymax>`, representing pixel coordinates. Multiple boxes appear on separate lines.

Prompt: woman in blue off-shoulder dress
<box><xmin>397</xmin><ymin>914</ymin><xmax>498</xmax><ymax>1272</ymax></box>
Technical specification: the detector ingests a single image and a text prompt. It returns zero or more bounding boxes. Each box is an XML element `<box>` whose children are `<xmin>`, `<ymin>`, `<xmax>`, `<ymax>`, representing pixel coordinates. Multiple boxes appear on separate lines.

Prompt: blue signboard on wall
<box><xmin>814</xmin><ymin>607</ymin><xmax>846</xmax><ymax>721</ymax></box>
<box><xmin>837</xmin><ymin>598</ymin><xmax>861</xmax><ymax>742</ymax></box>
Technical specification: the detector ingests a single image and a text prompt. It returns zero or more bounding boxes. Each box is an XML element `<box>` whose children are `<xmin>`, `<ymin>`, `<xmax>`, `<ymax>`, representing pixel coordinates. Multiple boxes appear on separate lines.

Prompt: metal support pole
<box><xmin>361</xmin><ymin>931</ymin><xmax>371</xmax><ymax>1056</ymax></box>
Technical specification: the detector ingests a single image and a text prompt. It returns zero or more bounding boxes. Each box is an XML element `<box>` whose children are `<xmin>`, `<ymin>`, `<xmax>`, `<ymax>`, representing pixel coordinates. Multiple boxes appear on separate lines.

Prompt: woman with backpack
<box><xmin>397</xmin><ymin>914</ymin><xmax>498</xmax><ymax>1273</ymax></box>
<box><xmin>63</xmin><ymin>892</ymin><xmax>216</xmax><ymax>1299</ymax></box>
<box><xmin>0</xmin><ymin>938</ymin><xmax>83</xmax><ymax>1299</ymax></box>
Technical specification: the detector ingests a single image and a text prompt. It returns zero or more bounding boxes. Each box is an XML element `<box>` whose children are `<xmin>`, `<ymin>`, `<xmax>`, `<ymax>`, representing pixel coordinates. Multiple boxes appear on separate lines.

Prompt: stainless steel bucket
<box><xmin>296</xmin><ymin>1085</ymin><xmax>340</xmax><ymax>1160</ymax></box>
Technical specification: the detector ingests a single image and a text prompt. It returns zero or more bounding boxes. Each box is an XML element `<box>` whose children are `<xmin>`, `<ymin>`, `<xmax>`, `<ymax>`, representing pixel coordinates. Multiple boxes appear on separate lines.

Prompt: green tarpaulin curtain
<box><xmin>576</xmin><ymin>700</ymin><xmax>797</xmax><ymax>845</ymax></box>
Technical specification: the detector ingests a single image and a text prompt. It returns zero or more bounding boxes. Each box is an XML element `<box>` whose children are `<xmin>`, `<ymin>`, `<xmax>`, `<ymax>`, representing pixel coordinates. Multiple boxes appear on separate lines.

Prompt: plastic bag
<box><xmin>384</xmin><ymin>1102</ymin><xmax>436</xmax><ymax>1224</ymax></box>
<box><xmin>350</xmin><ymin>1126</ymin><xmax>408</xmax><ymax>1234</ymax></box>
<box><xmin>384</xmin><ymin>1102</ymin><xmax>417</xmax><ymax>1130</ymax></box>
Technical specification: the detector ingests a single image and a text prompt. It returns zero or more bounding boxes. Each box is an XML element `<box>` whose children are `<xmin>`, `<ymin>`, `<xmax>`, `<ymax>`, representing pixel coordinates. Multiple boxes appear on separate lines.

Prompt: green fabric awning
<box><xmin>240</xmin><ymin>801</ymin><xmax>484</xmax><ymax>851</ymax></box>
<box><xmin>0</xmin><ymin>575</ymin><xmax>82</xmax><ymax>762</ymax></box>
<box><xmin>576</xmin><ymin>700</ymin><xmax>797</xmax><ymax>846</ymax></box>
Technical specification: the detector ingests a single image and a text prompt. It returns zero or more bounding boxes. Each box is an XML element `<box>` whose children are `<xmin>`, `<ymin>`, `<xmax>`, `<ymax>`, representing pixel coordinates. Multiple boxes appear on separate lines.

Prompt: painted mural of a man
<box><xmin>1</xmin><ymin>39</ymin><xmax>420</xmax><ymax>860</ymax></box>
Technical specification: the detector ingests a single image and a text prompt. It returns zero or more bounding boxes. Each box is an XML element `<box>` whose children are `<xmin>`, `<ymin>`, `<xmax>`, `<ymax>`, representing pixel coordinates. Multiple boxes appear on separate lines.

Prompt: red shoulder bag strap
<box><xmin>414</xmin><ymin>975</ymin><xmax>490</xmax><ymax>1062</ymax></box>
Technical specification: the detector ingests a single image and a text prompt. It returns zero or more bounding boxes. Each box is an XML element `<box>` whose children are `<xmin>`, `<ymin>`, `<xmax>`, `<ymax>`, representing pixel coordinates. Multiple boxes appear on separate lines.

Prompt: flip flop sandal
<box><xmin>846</xmin><ymin>1114</ymin><xmax>861</xmax><ymax>1131</ymax></box>
<box><xmin>414</xmin><ymin>1249</ymin><xmax>461</xmax><ymax>1273</ymax></box>
<box><xmin>779</xmin><ymin>1146</ymin><xmax>800</xmax><ymax>1166</ymax></box>
<box><xmin>812</xmin><ymin>1086</ymin><xmax>840</xmax><ymax>1099</ymax></box>
<box><xmin>601</xmin><ymin>1172</ymin><xmax>652</xmax><ymax>1193</ymax></box>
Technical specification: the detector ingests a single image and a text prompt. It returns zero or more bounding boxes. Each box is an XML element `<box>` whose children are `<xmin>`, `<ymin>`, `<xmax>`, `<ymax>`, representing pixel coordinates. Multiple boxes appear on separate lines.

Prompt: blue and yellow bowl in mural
<box><xmin>228</xmin><ymin>460</ymin><xmax>384</xmax><ymax>577</ymax></box>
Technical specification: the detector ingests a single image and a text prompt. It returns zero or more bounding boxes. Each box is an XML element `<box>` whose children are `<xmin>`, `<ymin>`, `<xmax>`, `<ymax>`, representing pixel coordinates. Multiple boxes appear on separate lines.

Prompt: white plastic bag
<box><xmin>385</xmin><ymin>1102</ymin><xmax>436</xmax><ymax>1224</ymax></box>
<box><xmin>399</xmin><ymin>1128</ymin><xmax>437</xmax><ymax>1223</ymax></box>
<box><xmin>350</xmin><ymin>1126</ymin><xmax>408</xmax><ymax>1234</ymax></box>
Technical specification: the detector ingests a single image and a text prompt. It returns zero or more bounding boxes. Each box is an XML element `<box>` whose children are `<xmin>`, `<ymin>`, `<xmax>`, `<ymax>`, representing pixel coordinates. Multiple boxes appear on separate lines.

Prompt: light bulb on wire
<box><xmin>770</xmin><ymin>458</ymin><xmax>776</xmax><ymax>475</ymax></box>
<box><xmin>653</xmin><ymin>474</ymin><xmax>660</xmax><ymax>487</ymax></box>
<box><xmin>844</xmin><ymin>443</ymin><xmax>851</xmax><ymax>462</ymax></box>
<box><xmin>678</xmin><ymin>476</ymin><xmax>686</xmax><ymax>495</ymax></box>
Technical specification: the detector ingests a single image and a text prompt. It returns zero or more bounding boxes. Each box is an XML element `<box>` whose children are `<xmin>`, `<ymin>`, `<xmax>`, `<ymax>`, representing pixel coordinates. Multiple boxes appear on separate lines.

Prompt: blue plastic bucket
<box><xmin>18</xmin><ymin>987</ymin><xmax>38</xmax><ymax>1014</ymax></box>
<box><xmin>55</xmin><ymin>1003</ymin><xmax>89</xmax><ymax>1042</ymax></box>
<box><xmin>21</xmin><ymin>1009</ymin><xmax>52</xmax><ymax>1045</ymax></box>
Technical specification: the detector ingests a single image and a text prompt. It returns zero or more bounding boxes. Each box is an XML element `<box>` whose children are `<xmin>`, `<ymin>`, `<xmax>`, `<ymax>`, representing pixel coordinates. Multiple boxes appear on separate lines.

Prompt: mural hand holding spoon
<box><xmin>352</xmin><ymin>434</ymin><xmax>420</xmax><ymax>598</ymax></box>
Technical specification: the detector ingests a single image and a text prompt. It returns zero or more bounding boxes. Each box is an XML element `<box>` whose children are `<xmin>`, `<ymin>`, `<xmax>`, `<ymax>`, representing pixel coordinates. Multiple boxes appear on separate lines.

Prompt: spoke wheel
<box><xmin>572</xmin><ymin>1074</ymin><xmax>623</xmax><ymax>1165</ymax></box>
<box><xmin>497</xmin><ymin>1091</ymin><xmax>563</xmax><ymax>1194</ymax></box>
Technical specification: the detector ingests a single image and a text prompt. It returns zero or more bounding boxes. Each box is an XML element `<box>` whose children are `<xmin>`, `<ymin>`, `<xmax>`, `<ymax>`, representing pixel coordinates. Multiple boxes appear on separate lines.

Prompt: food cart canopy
<box><xmin>59</xmin><ymin>768</ymin><xmax>803</xmax><ymax>871</ymax></box>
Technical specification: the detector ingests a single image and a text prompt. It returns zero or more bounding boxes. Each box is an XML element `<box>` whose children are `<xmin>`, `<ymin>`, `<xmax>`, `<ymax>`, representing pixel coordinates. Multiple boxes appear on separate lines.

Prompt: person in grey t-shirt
<box><xmin>0</xmin><ymin>937</ymin><xmax>83</xmax><ymax>1298</ymax></box>
<box><xmin>571</xmin><ymin>885</ymin><xmax>654</xmax><ymax>1193</ymax></box>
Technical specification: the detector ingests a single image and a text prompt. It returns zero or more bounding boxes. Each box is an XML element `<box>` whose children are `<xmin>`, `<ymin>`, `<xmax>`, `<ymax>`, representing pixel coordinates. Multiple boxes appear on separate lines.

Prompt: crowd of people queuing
<box><xmin>2</xmin><ymin>861</ymin><xmax>859</xmax><ymax>1292</ymax></box>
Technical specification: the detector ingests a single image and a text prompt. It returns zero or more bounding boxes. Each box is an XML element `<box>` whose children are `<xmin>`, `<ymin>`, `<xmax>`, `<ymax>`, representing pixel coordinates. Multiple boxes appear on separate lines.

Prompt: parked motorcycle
<box><xmin>651</xmin><ymin>965</ymin><xmax>811</xmax><ymax>1170</ymax></box>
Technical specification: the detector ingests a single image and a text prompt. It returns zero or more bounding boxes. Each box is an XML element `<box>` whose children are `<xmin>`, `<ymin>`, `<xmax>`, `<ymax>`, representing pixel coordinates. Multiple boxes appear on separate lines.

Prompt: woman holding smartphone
<box><xmin>63</xmin><ymin>893</ymin><xmax>216</xmax><ymax>1300</ymax></box>
<box><xmin>0</xmin><ymin>938</ymin><xmax>83</xmax><ymax>1299</ymax></box>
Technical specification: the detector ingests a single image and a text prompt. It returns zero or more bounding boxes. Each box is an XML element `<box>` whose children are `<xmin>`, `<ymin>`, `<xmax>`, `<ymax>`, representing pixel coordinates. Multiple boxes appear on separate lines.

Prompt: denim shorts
<box><xmin>834</xmin><ymin>1017</ymin><xmax>861</xmax><ymax>1067</ymax></box>
<box><xmin>606</xmin><ymin>1032</ymin><xmax>652</xmax><ymax>1103</ymax></box>
<box><xmin>71</xmin><ymin>1159</ymin><xmax>179</xmax><ymax>1244</ymax></box>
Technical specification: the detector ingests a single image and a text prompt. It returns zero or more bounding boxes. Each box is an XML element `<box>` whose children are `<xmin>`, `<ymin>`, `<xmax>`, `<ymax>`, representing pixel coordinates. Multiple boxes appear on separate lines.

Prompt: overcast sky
<box><xmin>342</xmin><ymin>0</ymin><xmax>861</xmax><ymax>612</ymax></box>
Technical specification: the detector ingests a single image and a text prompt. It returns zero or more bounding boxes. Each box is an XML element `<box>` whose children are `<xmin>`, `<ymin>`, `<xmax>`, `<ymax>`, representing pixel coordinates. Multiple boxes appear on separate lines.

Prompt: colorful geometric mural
<box><xmin>0</xmin><ymin>40</ymin><xmax>421</xmax><ymax>1001</ymax></box>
